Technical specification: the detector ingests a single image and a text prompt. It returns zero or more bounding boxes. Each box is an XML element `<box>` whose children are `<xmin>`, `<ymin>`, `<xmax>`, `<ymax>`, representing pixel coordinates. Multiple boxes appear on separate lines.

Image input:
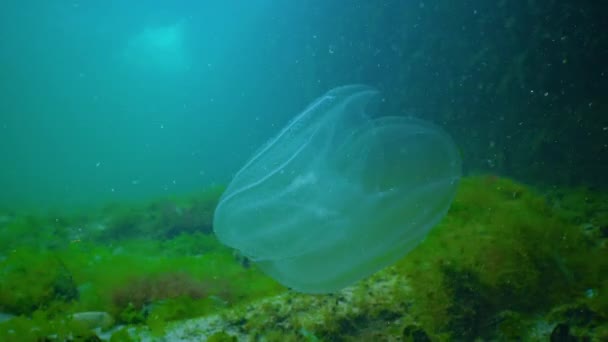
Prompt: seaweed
<box><xmin>0</xmin><ymin>176</ymin><xmax>605</xmax><ymax>340</ymax></box>
<box><xmin>396</xmin><ymin>175</ymin><xmax>608</xmax><ymax>339</ymax></box>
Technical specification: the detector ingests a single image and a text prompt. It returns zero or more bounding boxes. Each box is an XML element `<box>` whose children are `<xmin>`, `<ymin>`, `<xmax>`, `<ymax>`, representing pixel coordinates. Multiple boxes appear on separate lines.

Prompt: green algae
<box><xmin>394</xmin><ymin>175</ymin><xmax>607</xmax><ymax>340</ymax></box>
<box><xmin>0</xmin><ymin>186</ymin><xmax>283</xmax><ymax>340</ymax></box>
<box><xmin>0</xmin><ymin>176</ymin><xmax>606</xmax><ymax>340</ymax></box>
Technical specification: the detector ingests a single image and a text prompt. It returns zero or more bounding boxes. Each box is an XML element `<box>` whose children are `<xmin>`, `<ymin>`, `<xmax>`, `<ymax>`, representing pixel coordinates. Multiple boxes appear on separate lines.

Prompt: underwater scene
<box><xmin>0</xmin><ymin>1</ymin><xmax>606</xmax><ymax>341</ymax></box>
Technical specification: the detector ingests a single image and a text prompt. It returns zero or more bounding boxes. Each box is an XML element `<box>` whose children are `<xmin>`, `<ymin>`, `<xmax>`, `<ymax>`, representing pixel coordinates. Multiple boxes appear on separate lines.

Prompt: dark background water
<box><xmin>1</xmin><ymin>0</ymin><xmax>606</xmax><ymax>212</ymax></box>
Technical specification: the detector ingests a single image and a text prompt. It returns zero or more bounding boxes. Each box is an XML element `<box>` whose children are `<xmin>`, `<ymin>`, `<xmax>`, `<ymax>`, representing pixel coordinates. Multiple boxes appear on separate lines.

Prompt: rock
<box><xmin>0</xmin><ymin>312</ymin><xmax>15</xmax><ymax>323</ymax></box>
<box><xmin>600</xmin><ymin>225</ymin><xmax>608</xmax><ymax>238</ymax></box>
<box><xmin>403</xmin><ymin>324</ymin><xmax>431</xmax><ymax>342</ymax></box>
<box><xmin>550</xmin><ymin>323</ymin><xmax>577</xmax><ymax>342</ymax></box>
<box><xmin>71</xmin><ymin>311</ymin><xmax>114</xmax><ymax>330</ymax></box>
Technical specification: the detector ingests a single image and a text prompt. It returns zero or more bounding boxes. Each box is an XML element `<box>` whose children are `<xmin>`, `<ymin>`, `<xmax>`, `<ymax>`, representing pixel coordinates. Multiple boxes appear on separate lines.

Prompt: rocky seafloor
<box><xmin>0</xmin><ymin>175</ymin><xmax>606</xmax><ymax>341</ymax></box>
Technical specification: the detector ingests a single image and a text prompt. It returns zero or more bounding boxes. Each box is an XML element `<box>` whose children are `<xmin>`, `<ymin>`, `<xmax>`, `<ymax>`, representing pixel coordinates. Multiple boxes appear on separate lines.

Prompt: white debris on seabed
<box><xmin>128</xmin><ymin>267</ymin><xmax>412</xmax><ymax>341</ymax></box>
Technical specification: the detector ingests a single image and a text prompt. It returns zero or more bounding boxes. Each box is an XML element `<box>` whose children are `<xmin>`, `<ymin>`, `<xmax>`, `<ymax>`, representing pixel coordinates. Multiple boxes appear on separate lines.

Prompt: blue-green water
<box><xmin>0</xmin><ymin>2</ymin><xmax>328</xmax><ymax>211</ymax></box>
<box><xmin>2</xmin><ymin>1</ymin><xmax>606</xmax><ymax>212</ymax></box>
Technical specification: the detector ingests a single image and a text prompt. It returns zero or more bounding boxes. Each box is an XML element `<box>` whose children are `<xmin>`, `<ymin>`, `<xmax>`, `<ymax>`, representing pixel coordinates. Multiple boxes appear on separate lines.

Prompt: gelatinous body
<box><xmin>214</xmin><ymin>85</ymin><xmax>461</xmax><ymax>293</ymax></box>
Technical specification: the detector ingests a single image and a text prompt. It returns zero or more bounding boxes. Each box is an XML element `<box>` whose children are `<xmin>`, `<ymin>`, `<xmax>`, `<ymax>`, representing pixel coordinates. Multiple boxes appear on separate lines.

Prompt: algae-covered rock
<box><xmin>0</xmin><ymin>250</ymin><xmax>78</xmax><ymax>315</ymax></box>
<box><xmin>395</xmin><ymin>175</ymin><xmax>608</xmax><ymax>340</ymax></box>
<box><xmin>127</xmin><ymin>176</ymin><xmax>607</xmax><ymax>341</ymax></box>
